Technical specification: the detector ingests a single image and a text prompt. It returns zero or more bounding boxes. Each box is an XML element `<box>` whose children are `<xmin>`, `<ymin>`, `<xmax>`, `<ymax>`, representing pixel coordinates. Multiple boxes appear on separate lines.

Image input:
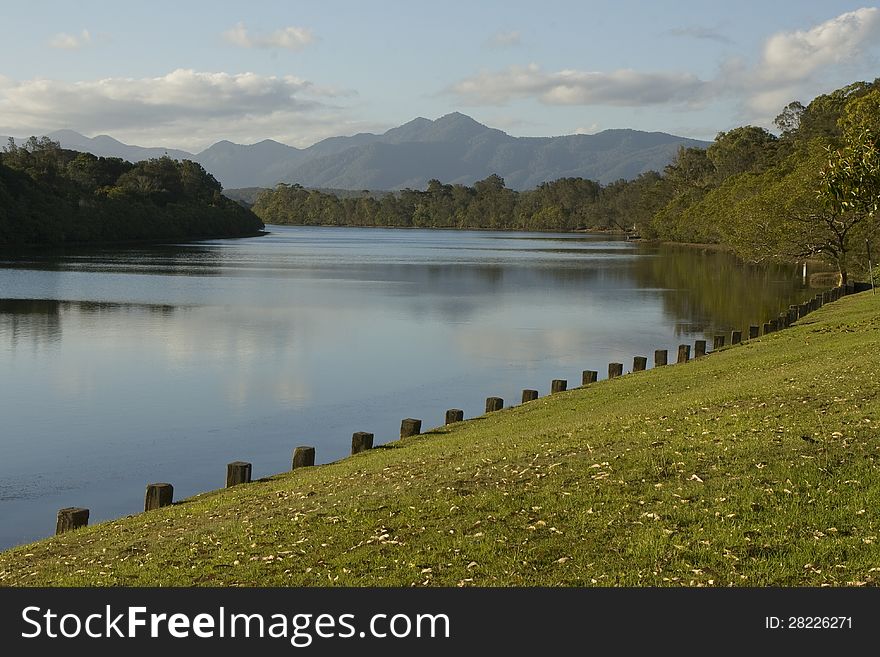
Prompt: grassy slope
<box><xmin>1</xmin><ymin>293</ymin><xmax>878</xmax><ymax>587</ymax></box>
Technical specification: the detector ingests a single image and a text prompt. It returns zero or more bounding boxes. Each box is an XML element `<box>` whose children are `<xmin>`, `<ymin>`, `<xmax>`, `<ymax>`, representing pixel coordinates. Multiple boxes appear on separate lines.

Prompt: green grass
<box><xmin>1</xmin><ymin>293</ymin><xmax>879</xmax><ymax>587</ymax></box>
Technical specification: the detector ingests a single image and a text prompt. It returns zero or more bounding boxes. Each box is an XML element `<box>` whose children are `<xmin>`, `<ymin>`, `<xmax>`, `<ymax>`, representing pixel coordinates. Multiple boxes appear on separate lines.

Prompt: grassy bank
<box><xmin>1</xmin><ymin>293</ymin><xmax>878</xmax><ymax>587</ymax></box>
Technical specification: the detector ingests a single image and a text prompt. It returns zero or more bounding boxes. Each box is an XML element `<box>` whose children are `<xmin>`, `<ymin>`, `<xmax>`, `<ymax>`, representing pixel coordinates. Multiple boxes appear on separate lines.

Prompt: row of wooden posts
<box><xmin>54</xmin><ymin>283</ymin><xmax>855</xmax><ymax>535</ymax></box>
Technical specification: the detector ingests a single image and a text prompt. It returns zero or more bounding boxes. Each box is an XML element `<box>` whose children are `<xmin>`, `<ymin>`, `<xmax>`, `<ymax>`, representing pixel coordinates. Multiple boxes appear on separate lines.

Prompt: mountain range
<box><xmin>3</xmin><ymin>113</ymin><xmax>709</xmax><ymax>191</ymax></box>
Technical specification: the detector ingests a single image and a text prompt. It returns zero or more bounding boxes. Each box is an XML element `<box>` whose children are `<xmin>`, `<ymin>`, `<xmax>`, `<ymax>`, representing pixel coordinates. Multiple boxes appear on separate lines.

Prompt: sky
<box><xmin>0</xmin><ymin>0</ymin><xmax>878</xmax><ymax>152</ymax></box>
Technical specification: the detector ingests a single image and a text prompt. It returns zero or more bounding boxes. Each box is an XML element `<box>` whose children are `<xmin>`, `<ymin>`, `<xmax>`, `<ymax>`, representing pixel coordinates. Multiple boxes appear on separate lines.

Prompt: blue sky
<box><xmin>0</xmin><ymin>1</ymin><xmax>878</xmax><ymax>150</ymax></box>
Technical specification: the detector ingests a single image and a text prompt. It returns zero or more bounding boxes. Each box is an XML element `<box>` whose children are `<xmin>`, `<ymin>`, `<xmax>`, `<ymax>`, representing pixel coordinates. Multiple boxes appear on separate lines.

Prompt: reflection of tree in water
<box><xmin>0</xmin><ymin>299</ymin><xmax>63</xmax><ymax>347</ymax></box>
<box><xmin>0</xmin><ymin>299</ymin><xmax>177</xmax><ymax>348</ymax></box>
<box><xmin>629</xmin><ymin>245</ymin><xmax>831</xmax><ymax>333</ymax></box>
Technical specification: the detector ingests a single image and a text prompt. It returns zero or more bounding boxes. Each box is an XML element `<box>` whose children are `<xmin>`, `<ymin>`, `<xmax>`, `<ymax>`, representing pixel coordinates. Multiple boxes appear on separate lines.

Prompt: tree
<box><xmin>774</xmin><ymin>101</ymin><xmax>805</xmax><ymax>136</ymax></box>
<box><xmin>706</xmin><ymin>126</ymin><xmax>777</xmax><ymax>179</ymax></box>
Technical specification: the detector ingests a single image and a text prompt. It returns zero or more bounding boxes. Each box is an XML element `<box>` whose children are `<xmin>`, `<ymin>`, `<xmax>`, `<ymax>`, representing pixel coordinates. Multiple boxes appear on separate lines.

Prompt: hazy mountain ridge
<box><xmin>3</xmin><ymin>113</ymin><xmax>709</xmax><ymax>190</ymax></box>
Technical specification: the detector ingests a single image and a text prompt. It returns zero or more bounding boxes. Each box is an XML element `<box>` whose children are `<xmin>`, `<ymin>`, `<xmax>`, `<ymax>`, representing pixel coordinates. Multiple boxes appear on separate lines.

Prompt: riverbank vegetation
<box><xmin>0</xmin><ymin>291</ymin><xmax>877</xmax><ymax>586</ymax></box>
<box><xmin>0</xmin><ymin>139</ymin><xmax>263</xmax><ymax>246</ymax></box>
<box><xmin>254</xmin><ymin>79</ymin><xmax>880</xmax><ymax>284</ymax></box>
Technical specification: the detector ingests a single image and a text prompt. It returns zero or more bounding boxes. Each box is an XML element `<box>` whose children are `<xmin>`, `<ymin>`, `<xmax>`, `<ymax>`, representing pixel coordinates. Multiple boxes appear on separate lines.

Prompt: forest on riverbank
<box><xmin>0</xmin><ymin>139</ymin><xmax>263</xmax><ymax>246</ymax></box>
<box><xmin>254</xmin><ymin>79</ymin><xmax>880</xmax><ymax>284</ymax></box>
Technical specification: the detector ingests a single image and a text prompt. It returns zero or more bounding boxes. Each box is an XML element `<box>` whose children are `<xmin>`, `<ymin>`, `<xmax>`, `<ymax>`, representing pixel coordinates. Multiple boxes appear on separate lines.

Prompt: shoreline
<box><xmin>1</xmin><ymin>287</ymin><xmax>872</xmax><ymax>586</ymax></box>
<box><xmin>0</xmin><ymin>229</ymin><xmax>268</xmax><ymax>253</ymax></box>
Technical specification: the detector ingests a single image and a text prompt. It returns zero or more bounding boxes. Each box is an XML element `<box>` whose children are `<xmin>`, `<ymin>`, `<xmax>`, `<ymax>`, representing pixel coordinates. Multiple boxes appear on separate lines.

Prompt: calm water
<box><xmin>0</xmin><ymin>226</ymin><xmax>820</xmax><ymax>549</ymax></box>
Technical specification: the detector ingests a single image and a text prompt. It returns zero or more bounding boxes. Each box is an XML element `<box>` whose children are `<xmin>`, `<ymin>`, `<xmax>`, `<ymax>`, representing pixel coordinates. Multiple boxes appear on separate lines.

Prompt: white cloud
<box><xmin>759</xmin><ymin>8</ymin><xmax>880</xmax><ymax>84</ymax></box>
<box><xmin>49</xmin><ymin>29</ymin><xmax>91</xmax><ymax>50</ymax></box>
<box><xmin>0</xmin><ymin>69</ymin><xmax>365</xmax><ymax>150</ymax></box>
<box><xmin>575</xmin><ymin>124</ymin><xmax>600</xmax><ymax>135</ymax></box>
<box><xmin>727</xmin><ymin>7</ymin><xmax>880</xmax><ymax>120</ymax></box>
<box><xmin>451</xmin><ymin>63</ymin><xmax>707</xmax><ymax>107</ymax></box>
<box><xmin>222</xmin><ymin>22</ymin><xmax>315</xmax><ymax>51</ymax></box>
<box><xmin>449</xmin><ymin>7</ymin><xmax>880</xmax><ymax>129</ymax></box>
<box><xmin>486</xmin><ymin>31</ymin><xmax>522</xmax><ymax>48</ymax></box>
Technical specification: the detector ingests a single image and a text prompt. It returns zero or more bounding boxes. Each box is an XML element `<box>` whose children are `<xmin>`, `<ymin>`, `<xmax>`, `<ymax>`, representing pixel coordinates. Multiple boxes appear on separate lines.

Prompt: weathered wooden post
<box><xmin>677</xmin><ymin>344</ymin><xmax>690</xmax><ymax>363</ymax></box>
<box><xmin>144</xmin><ymin>483</ymin><xmax>173</xmax><ymax>511</ymax></box>
<box><xmin>400</xmin><ymin>418</ymin><xmax>422</xmax><ymax>438</ymax></box>
<box><xmin>56</xmin><ymin>507</ymin><xmax>89</xmax><ymax>535</ymax></box>
<box><xmin>694</xmin><ymin>340</ymin><xmax>707</xmax><ymax>358</ymax></box>
<box><xmin>654</xmin><ymin>349</ymin><xmax>668</xmax><ymax>367</ymax></box>
<box><xmin>521</xmin><ymin>389</ymin><xmax>539</xmax><ymax>403</ymax></box>
<box><xmin>778</xmin><ymin>312</ymin><xmax>789</xmax><ymax>329</ymax></box>
<box><xmin>351</xmin><ymin>431</ymin><xmax>374</xmax><ymax>455</ymax></box>
<box><xmin>226</xmin><ymin>461</ymin><xmax>252</xmax><ymax>487</ymax></box>
<box><xmin>582</xmin><ymin>370</ymin><xmax>598</xmax><ymax>385</ymax></box>
<box><xmin>713</xmin><ymin>335</ymin><xmax>726</xmax><ymax>350</ymax></box>
<box><xmin>770</xmin><ymin>318</ymin><xmax>779</xmax><ymax>332</ymax></box>
<box><xmin>799</xmin><ymin>302</ymin><xmax>809</xmax><ymax>318</ymax></box>
<box><xmin>445</xmin><ymin>408</ymin><xmax>464</xmax><ymax>424</ymax></box>
<box><xmin>485</xmin><ymin>397</ymin><xmax>504</xmax><ymax>412</ymax></box>
<box><xmin>633</xmin><ymin>356</ymin><xmax>647</xmax><ymax>371</ymax></box>
<box><xmin>551</xmin><ymin>379</ymin><xmax>567</xmax><ymax>393</ymax></box>
<box><xmin>763</xmin><ymin>322</ymin><xmax>772</xmax><ymax>334</ymax></box>
<box><xmin>822</xmin><ymin>291</ymin><xmax>831</xmax><ymax>304</ymax></box>
<box><xmin>748</xmin><ymin>325</ymin><xmax>759</xmax><ymax>339</ymax></box>
<box><xmin>608</xmin><ymin>362</ymin><xmax>623</xmax><ymax>378</ymax></box>
<box><xmin>731</xmin><ymin>330</ymin><xmax>742</xmax><ymax>345</ymax></box>
<box><xmin>292</xmin><ymin>446</ymin><xmax>316</xmax><ymax>469</ymax></box>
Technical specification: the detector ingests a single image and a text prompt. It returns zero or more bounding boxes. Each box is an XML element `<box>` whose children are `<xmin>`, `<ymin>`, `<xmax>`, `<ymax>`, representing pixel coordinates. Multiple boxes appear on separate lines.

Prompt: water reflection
<box><xmin>0</xmin><ymin>226</ymin><xmax>823</xmax><ymax>549</ymax></box>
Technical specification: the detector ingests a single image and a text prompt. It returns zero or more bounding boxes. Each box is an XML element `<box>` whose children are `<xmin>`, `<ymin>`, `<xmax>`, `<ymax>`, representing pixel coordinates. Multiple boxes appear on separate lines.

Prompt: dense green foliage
<box><xmin>1</xmin><ymin>292</ymin><xmax>877</xmax><ymax>586</ymax></box>
<box><xmin>0</xmin><ymin>138</ymin><xmax>263</xmax><ymax>246</ymax></box>
<box><xmin>643</xmin><ymin>80</ymin><xmax>880</xmax><ymax>283</ymax></box>
<box><xmin>254</xmin><ymin>172</ymin><xmax>668</xmax><ymax>233</ymax></box>
<box><xmin>254</xmin><ymin>80</ymin><xmax>880</xmax><ymax>282</ymax></box>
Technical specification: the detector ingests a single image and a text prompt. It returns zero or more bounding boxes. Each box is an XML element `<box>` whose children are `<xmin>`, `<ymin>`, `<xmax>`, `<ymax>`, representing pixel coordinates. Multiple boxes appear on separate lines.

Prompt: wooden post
<box><xmin>654</xmin><ymin>349</ymin><xmax>668</xmax><ymax>367</ymax></box>
<box><xmin>748</xmin><ymin>325</ymin><xmax>759</xmax><ymax>339</ymax></box>
<box><xmin>694</xmin><ymin>340</ymin><xmax>706</xmax><ymax>358</ymax></box>
<box><xmin>551</xmin><ymin>379</ymin><xmax>567</xmax><ymax>393</ymax></box>
<box><xmin>769</xmin><ymin>318</ymin><xmax>779</xmax><ymax>332</ymax></box>
<box><xmin>778</xmin><ymin>312</ymin><xmax>789</xmax><ymax>329</ymax></box>
<box><xmin>144</xmin><ymin>483</ymin><xmax>173</xmax><ymax>511</ymax></box>
<box><xmin>799</xmin><ymin>302</ymin><xmax>809</xmax><ymax>318</ymax></box>
<box><xmin>351</xmin><ymin>431</ymin><xmax>374</xmax><ymax>455</ymax></box>
<box><xmin>400</xmin><ymin>418</ymin><xmax>422</xmax><ymax>438</ymax></box>
<box><xmin>445</xmin><ymin>409</ymin><xmax>464</xmax><ymax>424</ymax></box>
<box><xmin>608</xmin><ymin>362</ymin><xmax>623</xmax><ymax>378</ymax></box>
<box><xmin>521</xmin><ymin>389</ymin><xmax>539</xmax><ymax>403</ymax></box>
<box><xmin>485</xmin><ymin>397</ymin><xmax>504</xmax><ymax>412</ymax></box>
<box><xmin>731</xmin><ymin>330</ymin><xmax>742</xmax><ymax>345</ymax></box>
<box><xmin>292</xmin><ymin>446</ymin><xmax>315</xmax><ymax>469</ymax></box>
<box><xmin>822</xmin><ymin>291</ymin><xmax>831</xmax><ymax>304</ymax></box>
<box><xmin>56</xmin><ymin>507</ymin><xmax>89</xmax><ymax>535</ymax></box>
<box><xmin>677</xmin><ymin>344</ymin><xmax>690</xmax><ymax>363</ymax></box>
<box><xmin>226</xmin><ymin>461</ymin><xmax>252</xmax><ymax>487</ymax></box>
<box><xmin>633</xmin><ymin>356</ymin><xmax>647</xmax><ymax>371</ymax></box>
<box><xmin>713</xmin><ymin>335</ymin><xmax>726</xmax><ymax>350</ymax></box>
<box><xmin>582</xmin><ymin>370</ymin><xmax>598</xmax><ymax>385</ymax></box>
<box><xmin>763</xmin><ymin>322</ymin><xmax>772</xmax><ymax>334</ymax></box>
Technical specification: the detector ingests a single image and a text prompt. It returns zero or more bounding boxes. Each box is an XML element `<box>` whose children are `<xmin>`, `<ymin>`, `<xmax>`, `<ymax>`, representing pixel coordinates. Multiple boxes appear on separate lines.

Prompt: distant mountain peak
<box><xmin>436</xmin><ymin>111</ymin><xmax>485</xmax><ymax>126</ymax></box>
<box><xmin>33</xmin><ymin>114</ymin><xmax>710</xmax><ymax>192</ymax></box>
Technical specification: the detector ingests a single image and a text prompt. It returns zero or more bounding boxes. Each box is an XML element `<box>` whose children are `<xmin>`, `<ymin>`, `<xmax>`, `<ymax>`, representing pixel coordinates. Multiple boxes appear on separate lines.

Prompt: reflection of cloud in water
<box><xmin>455</xmin><ymin>327</ymin><xmax>588</xmax><ymax>369</ymax></box>
<box><xmin>153</xmin><ymin>305</ymin><xmax>321</xmax><ymax>409</ymax></box>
